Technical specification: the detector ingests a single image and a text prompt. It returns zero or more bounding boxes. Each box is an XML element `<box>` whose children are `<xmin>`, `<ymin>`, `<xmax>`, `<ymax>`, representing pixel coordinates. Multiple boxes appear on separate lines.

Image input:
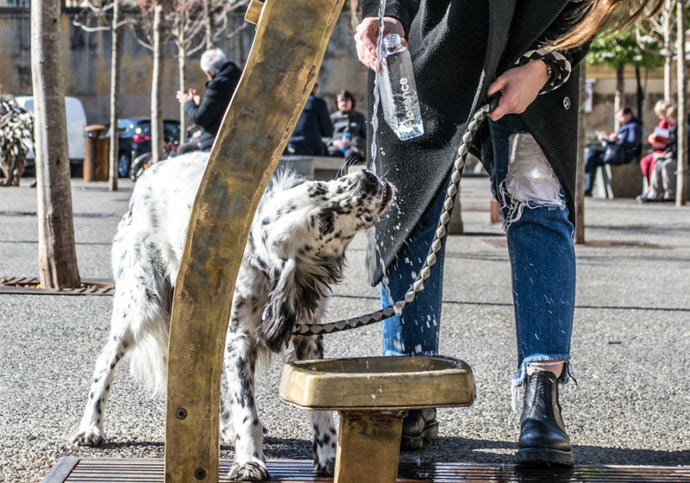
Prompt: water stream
<box><xmin>370</xmin><ymin>0</ymin><xmax>399</xmax><ymax>314</ymax></box>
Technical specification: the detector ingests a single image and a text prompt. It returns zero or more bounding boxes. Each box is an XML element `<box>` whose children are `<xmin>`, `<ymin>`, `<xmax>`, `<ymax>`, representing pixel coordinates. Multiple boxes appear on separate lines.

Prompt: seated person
<box><xmin>640</xmin><ymin>99</ymin><xmax>674</xmax><ymax>185</ymax></box>
<box><xmin>638</xmin><ymin>105</ymin><xmax>679</xmax><ymax>203</ymax></box>
<box><xmin>287</xmin><ymin>83</ymin><xmax>333</xmax><ymax>156</ymax></box>
<box><xmin>325</xmin><ymin>90</ymin><xmax>367</xmax><ymax>165</ymax></box>
<box><xmin>176</xmin><ymin>48</ymin><xmax>242</xmax><ymax>152</ymax></box>
<box><xmin>584</xmin><ymin>106</ymin><xmax>642</xmax><ymax>196</ymax></box>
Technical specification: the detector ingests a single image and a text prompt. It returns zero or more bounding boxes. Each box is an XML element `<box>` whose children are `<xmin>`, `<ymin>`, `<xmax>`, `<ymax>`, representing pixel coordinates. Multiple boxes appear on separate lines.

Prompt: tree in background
<box><xmin>168</xmin><ymin>0</ymin><xmax>246</xmax><ymax>143</ymax></box>
<box><xmin>31</xmin><ymin>0</ymin><xmax>81</xmax><ymax>289</ymax></box>
<box><xmin>128</xmin><ymin>0</ymin><xmax>248</xmax><ymax>161</ymax></box>
<box><xmin>635</xmin><ymin>0</ymin><xmax>677</xmax><ymax>100</ymax></box>
<box><xmin>73</xmin><ymin>0</ymin><xmax>131</xmax><ymax>191</ymax></box>
<box><xmin>587</xmin><ymin>31</ymin><xmax>663</xmax><ymax>129</ymax></box>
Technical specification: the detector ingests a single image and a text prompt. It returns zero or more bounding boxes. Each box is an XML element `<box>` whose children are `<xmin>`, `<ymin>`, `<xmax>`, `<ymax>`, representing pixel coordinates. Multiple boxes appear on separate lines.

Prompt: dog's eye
<box><xmin>318</xmin><ymin>212</ymin><xmax>335</xmax><ymax>236</ymax></box>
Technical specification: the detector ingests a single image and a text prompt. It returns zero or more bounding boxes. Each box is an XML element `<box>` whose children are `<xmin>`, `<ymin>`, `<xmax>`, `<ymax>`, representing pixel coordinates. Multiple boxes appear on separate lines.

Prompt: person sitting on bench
<box><xmin>638</xmin><ymin>104</ymin><xmax>680</xmax><ymax>203</ymax></box>
<box><xmin>584</xmin><ymin>106</ymin><xmax>642</xmax><ymax>196</ymax></box>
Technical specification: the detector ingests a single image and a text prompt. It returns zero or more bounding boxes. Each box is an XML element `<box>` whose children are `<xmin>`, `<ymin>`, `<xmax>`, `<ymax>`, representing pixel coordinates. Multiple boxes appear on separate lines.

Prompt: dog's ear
<box><xmin>261</xmin><ymin>258</ymin><xmax>301</xmax><ymax>352</ymax></box>
<box><xmin>261</xmin><ymin>257</ymin><xmax>328</xmax><ymax>352</ymax></box>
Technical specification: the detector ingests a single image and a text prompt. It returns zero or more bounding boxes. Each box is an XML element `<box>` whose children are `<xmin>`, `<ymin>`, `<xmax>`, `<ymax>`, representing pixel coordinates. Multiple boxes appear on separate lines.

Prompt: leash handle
<box><xmin>487</xmin><ymin>92</ymin><xmax>501</xmax><ymax>114</ymax></box>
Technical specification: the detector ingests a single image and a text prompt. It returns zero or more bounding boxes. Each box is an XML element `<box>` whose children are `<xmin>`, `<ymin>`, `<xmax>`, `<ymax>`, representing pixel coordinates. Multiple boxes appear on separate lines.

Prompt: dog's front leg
<box><xmin>224</xmin><ymin>331</ymin><xmax>269</xmax><ymax>481</ymax></box>
<box><xmin>291</xmin><ymin>335</ymin><xmax>337</xmax><ymax>476</ymax></box>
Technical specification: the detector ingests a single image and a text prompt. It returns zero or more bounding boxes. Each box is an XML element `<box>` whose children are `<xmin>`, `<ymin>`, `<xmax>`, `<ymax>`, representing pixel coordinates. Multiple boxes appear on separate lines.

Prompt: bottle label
<box><xmin>400</xmin><ymin>78</ymin><xmax>416</xmax><ymax>124</ymax></box>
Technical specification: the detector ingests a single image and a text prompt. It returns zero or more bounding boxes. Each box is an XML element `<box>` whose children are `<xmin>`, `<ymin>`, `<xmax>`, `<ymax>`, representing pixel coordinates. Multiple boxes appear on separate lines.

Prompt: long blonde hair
<box><xmin>551</xmin><ymin>0</ymin><xmax>665</xmax><ymax>50</ymax></box>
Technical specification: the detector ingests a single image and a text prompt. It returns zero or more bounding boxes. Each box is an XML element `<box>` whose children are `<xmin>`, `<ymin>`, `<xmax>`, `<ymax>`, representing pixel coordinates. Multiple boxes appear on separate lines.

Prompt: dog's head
<box><xmin>256</xmin><ymin>169</ymin><xmax>394</xmax><ymax>351</ymax></box>
<box><xmin>257</xmin><ymin>168</ymin><xmax>394</xmax><ymax>260</ymax></box>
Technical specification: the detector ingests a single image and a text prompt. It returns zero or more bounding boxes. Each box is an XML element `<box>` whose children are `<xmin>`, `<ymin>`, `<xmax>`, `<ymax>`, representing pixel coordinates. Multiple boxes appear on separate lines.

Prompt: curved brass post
<box><xmin>164</xmin><ymin>1</ymin><xmax>345</xmax><ymax>481</ymax></box>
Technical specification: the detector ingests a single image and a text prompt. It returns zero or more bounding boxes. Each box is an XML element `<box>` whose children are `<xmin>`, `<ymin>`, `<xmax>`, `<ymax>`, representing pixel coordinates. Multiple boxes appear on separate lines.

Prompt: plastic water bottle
<box><xmin>378</xmin><ymin>33</ymin><xmax>424</xmax><ymax>140</ymax></box>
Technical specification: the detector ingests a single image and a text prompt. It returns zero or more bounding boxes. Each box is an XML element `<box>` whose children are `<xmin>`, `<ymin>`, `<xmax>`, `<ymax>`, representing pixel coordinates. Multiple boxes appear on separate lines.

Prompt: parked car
<box><xmin>112</xmin><ymin>118</ymin><xmax>181</xmax><ymax>177</ymax></box>
<box><xmin>15</xmin><ymin>96</ymin><xmax>88</xmax><ymax>176</ymax></box>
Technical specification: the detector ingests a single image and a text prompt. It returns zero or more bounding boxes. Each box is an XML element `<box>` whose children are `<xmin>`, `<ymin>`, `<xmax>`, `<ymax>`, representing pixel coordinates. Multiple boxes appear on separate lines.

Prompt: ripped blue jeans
<box><xmin>381</xmin><ymin>114</ymin><xmax>575</xmax><ymax>388</ymax></box>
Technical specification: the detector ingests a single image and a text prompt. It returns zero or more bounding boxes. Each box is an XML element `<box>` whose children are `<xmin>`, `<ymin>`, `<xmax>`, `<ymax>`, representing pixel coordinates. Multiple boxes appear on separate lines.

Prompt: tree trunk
<box><xmin>231</xmin><ymin>12</ymin><xmax>245</xmax><ymax>66</ymax></box>
<box><xmin>204</xmin><ymin>0</ymin><xmax>214</xmax><ymax>49</ymax></box>
<box><xmin>178</xmin><ymin>27</ymin><xmax>187</xmax><ymax>146</ymax></box>
<box><xmin>676</xmin><ymin>0</ymin><xmax>687</xmax><ymax>205</ymax></box>
<box><xmin>635</xmin><ymin>65</ymin><xmax>644</xmax><ymax>125</ymax></box>
<box><xmin>614</xmin><ymin>63</ymin><xmax>624</xmax><ymax>131</ymax></box>
<box><xmin>108</xmin><ymin>0</ymin><xmax>122</xmax><ymax>191</ymax></box>
<box><xmin>151</xmin><ymin>2</ymin><xmax>166</xmax><ymax>165</ymax></box>
<box><xmin>664</xmin><ymin>0</ymin><xmax>674</xmax><ymax>100</ymax></box>
<box><xmin>575</xmin><ymin>65</ymin><xmax>585</xmax><ymax>244</ymax></box>
<box><xmin>31</xmin><ymin>0</ymin><xmax>81</xmax><ymax>289</ymax></box>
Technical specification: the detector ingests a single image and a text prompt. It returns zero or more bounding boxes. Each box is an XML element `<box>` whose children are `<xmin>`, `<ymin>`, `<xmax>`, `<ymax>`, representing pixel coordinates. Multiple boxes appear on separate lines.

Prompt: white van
<box><xmin>14</xmin><ymin>96</ymin><xmax>88</xmax><ymax>174</ymax></box>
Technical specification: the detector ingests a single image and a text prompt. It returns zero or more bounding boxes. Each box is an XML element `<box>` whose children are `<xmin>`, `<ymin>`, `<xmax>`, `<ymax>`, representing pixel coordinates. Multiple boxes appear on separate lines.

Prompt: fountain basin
<box><xmin>280</xmin><ymin>355</ymin><xmax>475</xmax><ymax>410</ymax></box>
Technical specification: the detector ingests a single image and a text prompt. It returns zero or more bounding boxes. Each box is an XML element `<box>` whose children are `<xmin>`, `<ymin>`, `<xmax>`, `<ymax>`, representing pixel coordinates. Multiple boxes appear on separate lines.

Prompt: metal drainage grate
<box><xmin>0</xmin><ymin>277</ymin><xmax>114</xmax><ymax>296</ymax></box>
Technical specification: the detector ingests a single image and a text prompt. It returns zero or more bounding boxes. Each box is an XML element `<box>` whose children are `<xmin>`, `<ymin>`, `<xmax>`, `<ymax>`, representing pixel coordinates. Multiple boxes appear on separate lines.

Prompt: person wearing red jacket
<box><xmin>640</xmin><ymin>99</ymin><xmax>674</xmax><ymax>185</ymax></box>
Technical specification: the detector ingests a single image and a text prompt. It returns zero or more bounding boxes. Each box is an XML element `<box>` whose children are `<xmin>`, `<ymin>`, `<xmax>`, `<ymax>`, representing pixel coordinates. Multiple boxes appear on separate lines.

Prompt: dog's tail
<box><xmin>129</xmin><ymin>320</ymin><xmax>170</xmax><ymax>395</ymax></box>
<box><xmin>113</xmin><ymin>246</ymin><xmax>173</xmax><ymax>394</ymax></box>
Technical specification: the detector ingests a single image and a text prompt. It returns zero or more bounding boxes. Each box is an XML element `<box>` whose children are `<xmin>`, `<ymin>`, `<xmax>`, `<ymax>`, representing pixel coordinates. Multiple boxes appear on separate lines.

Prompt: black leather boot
<box><xmin>517</xmin><ymin>370</ymin><xmax>574</xmax><ymax>465</ymax></box>
<box><xmin>400</xmin><ymin>408</ymin><xmax>438</xmax><ymax>450</ymax></box>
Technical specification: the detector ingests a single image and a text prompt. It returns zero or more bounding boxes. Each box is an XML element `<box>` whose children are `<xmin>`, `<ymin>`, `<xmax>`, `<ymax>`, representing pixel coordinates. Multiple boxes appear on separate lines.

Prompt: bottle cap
<box><xmin>383</xmin><ymin>33</ymin><xmax>402</xmax><ymax>50</ymax></box>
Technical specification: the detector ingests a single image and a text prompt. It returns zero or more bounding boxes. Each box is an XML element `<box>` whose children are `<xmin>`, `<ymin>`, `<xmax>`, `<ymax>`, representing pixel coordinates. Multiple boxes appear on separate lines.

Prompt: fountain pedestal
<box><xmin>280</xmin><ymin>356</ymin><xmax>475</xmax><ymax>483</ymax></box>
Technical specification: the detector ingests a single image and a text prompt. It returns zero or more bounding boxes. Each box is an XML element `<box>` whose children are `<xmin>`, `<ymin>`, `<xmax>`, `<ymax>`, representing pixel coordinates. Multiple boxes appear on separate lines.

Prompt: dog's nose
<box><xmin>360</xmin><ymin>169</ymin><xmax>379</xmax><ymax>189</ymax></box>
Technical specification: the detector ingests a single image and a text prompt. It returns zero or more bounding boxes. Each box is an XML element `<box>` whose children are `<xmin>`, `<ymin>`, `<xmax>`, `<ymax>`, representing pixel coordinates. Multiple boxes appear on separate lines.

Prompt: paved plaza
<box><xmin>0</xmin><ymin>173</ymin><xmax>688</xmax><ymax>482</ymax></box>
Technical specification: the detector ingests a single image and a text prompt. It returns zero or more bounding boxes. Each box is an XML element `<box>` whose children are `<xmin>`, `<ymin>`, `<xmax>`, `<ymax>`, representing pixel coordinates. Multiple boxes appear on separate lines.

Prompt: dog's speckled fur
<box><xmin>72</xmin><ymin>151</ymin><xmax>394</xmax><ymax>480</ymax></box>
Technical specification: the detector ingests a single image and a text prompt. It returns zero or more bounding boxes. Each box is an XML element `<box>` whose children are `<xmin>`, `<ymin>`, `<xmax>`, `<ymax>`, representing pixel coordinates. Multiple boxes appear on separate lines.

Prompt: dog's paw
<box><xmin>227</xmin><ymin>460</ymin><xmax>270</xmax><ymax>481</ymax></box>
<box><xmin>72</xmin><ymin>427</ymin><xmax>107</xmax><ymax>446</ymax></box>
<box><xmin>314</xmin><ymin>455</ymin><xmax>336</xmax><ymax>476</ymax></box>
<box><xmin>313</xmin><ymin>424</ymin><xmax>336</xmax><ymax>476</ymax></box>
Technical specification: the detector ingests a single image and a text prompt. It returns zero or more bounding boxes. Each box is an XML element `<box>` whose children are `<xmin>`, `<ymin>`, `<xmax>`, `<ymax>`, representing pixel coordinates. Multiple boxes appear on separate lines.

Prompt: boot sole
<box><xmin>516</xmin><ymin>447</ymin><xmax>574</xmax><ymax>466</ymax></box>
<box><xmin>400</xmin><ymin>421</ymin><xmax>439</xmax><ymax>450</ymax></box>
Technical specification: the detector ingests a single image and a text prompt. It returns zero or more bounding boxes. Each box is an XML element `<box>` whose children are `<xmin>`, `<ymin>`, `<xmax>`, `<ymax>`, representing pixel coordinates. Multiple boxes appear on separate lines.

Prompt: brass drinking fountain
<box><xmin>281</xmin><ymin>356</ymin><xmax>476</xmax><ymax>483</ymax></box>
<box><xmin>162</xmin><ymin>0</ymin><xmax>476</xmax><ymax>481</ymax></box>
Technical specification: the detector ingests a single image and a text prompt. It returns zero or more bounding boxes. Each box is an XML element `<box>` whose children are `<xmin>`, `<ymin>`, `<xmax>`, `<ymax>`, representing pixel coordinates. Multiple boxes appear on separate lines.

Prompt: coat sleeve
<box><xmin>361</xmin><ymin>0</ymin><xmax>420</xmax><ymax>35</ymax></box>
<box><xmin>616</xmin><ymin>123</ymin><xmax>642</xmax><ymax>151</ymax></box>
<box><xmin>666</xmin><ymin>126</ymin><xmax>678</xmax><ymax>157</ymax></box>
<box><xmin>318</xmin><ymin>99</ymin><xmax>334</xmax><ymax>138</ymax></box>
<box><xmin>184</xmin><ymin>78</ymin><xmax>234</xmax><ymax>129</ymax></box>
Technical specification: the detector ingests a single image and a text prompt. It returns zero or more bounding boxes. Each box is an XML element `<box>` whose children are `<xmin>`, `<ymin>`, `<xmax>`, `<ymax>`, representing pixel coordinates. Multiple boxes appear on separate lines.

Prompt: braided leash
<box><xmin>293</xmin><ymin>95</ymin><xmax>500</xmax><ymax>336</ymax></box>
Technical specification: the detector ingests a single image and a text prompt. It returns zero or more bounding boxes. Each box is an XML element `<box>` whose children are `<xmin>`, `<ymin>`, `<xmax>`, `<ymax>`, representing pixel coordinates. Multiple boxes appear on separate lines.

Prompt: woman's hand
<box><xmin>355</xmin><ymin>17</ymin><xmax>406</xmax><ymax>71</ymax></box>
<box><xmin>487</xmin><ymin>60</ymin><xmax>550</xmax><ymax>121</ymax></box>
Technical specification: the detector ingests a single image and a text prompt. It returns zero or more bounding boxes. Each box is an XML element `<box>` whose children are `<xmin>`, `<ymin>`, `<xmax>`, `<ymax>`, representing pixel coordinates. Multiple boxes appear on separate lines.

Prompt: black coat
<box><xmin>363</xmin><ymin>0</ymin><xmax>590</xmax><ymax>285</ymax></box>
<box><xmin>287</xmin><ymin>95</ymin><xmax>334</xmax><ymax>155</ymax></box>
<box><xmin>184</xmin><ymin>61</ymin><xmax>242</xmax><ymax>150</ymax></box>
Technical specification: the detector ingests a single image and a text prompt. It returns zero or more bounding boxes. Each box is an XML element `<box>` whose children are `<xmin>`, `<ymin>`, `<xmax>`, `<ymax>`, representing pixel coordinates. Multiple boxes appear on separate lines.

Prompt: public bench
<box><xmin>592</xmin><ymin>159</ymin><xmax>644</xmax><ymax>199</ymax></box>
<box><xmin>279</xmin><ymin>155</ymin><xmax>349</xmax><ymax>180</ymax></box>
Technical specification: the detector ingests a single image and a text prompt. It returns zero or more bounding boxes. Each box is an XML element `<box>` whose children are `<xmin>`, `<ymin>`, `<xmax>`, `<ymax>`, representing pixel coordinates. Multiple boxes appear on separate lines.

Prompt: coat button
<box><xmin>562</xmin><ymin>96</ymin><xmax>571</xmax><ymax>109</ymax></box>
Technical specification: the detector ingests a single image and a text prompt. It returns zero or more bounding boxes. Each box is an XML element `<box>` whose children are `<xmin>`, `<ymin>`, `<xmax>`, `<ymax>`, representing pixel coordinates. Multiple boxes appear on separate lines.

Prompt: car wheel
<box><xmin>118</xmin><ymin>152</ymin><xmax>131</xmax><ymax>178</ymax></box>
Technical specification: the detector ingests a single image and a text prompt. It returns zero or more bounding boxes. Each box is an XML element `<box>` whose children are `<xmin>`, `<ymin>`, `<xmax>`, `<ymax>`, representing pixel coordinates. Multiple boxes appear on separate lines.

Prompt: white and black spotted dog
<box><xmin>72</xmin><ymin>151</ymin><xmax>394</xmax><ymax>480</ymax></box>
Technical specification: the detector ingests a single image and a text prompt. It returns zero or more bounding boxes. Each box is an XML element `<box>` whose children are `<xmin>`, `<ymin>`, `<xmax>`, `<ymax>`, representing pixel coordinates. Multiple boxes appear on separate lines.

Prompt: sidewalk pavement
<box><xmin>0</xmin><ymin>174</ymin><xmax>688</xmax><ymax>482</ymax></box>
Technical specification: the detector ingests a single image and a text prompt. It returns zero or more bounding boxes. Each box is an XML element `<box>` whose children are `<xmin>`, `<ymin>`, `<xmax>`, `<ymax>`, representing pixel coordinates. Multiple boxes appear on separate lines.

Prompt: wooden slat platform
<box><xmin>43</xmin><ymin>458</ymin><xmax>690</xmax><ymax>482</ymax></box>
